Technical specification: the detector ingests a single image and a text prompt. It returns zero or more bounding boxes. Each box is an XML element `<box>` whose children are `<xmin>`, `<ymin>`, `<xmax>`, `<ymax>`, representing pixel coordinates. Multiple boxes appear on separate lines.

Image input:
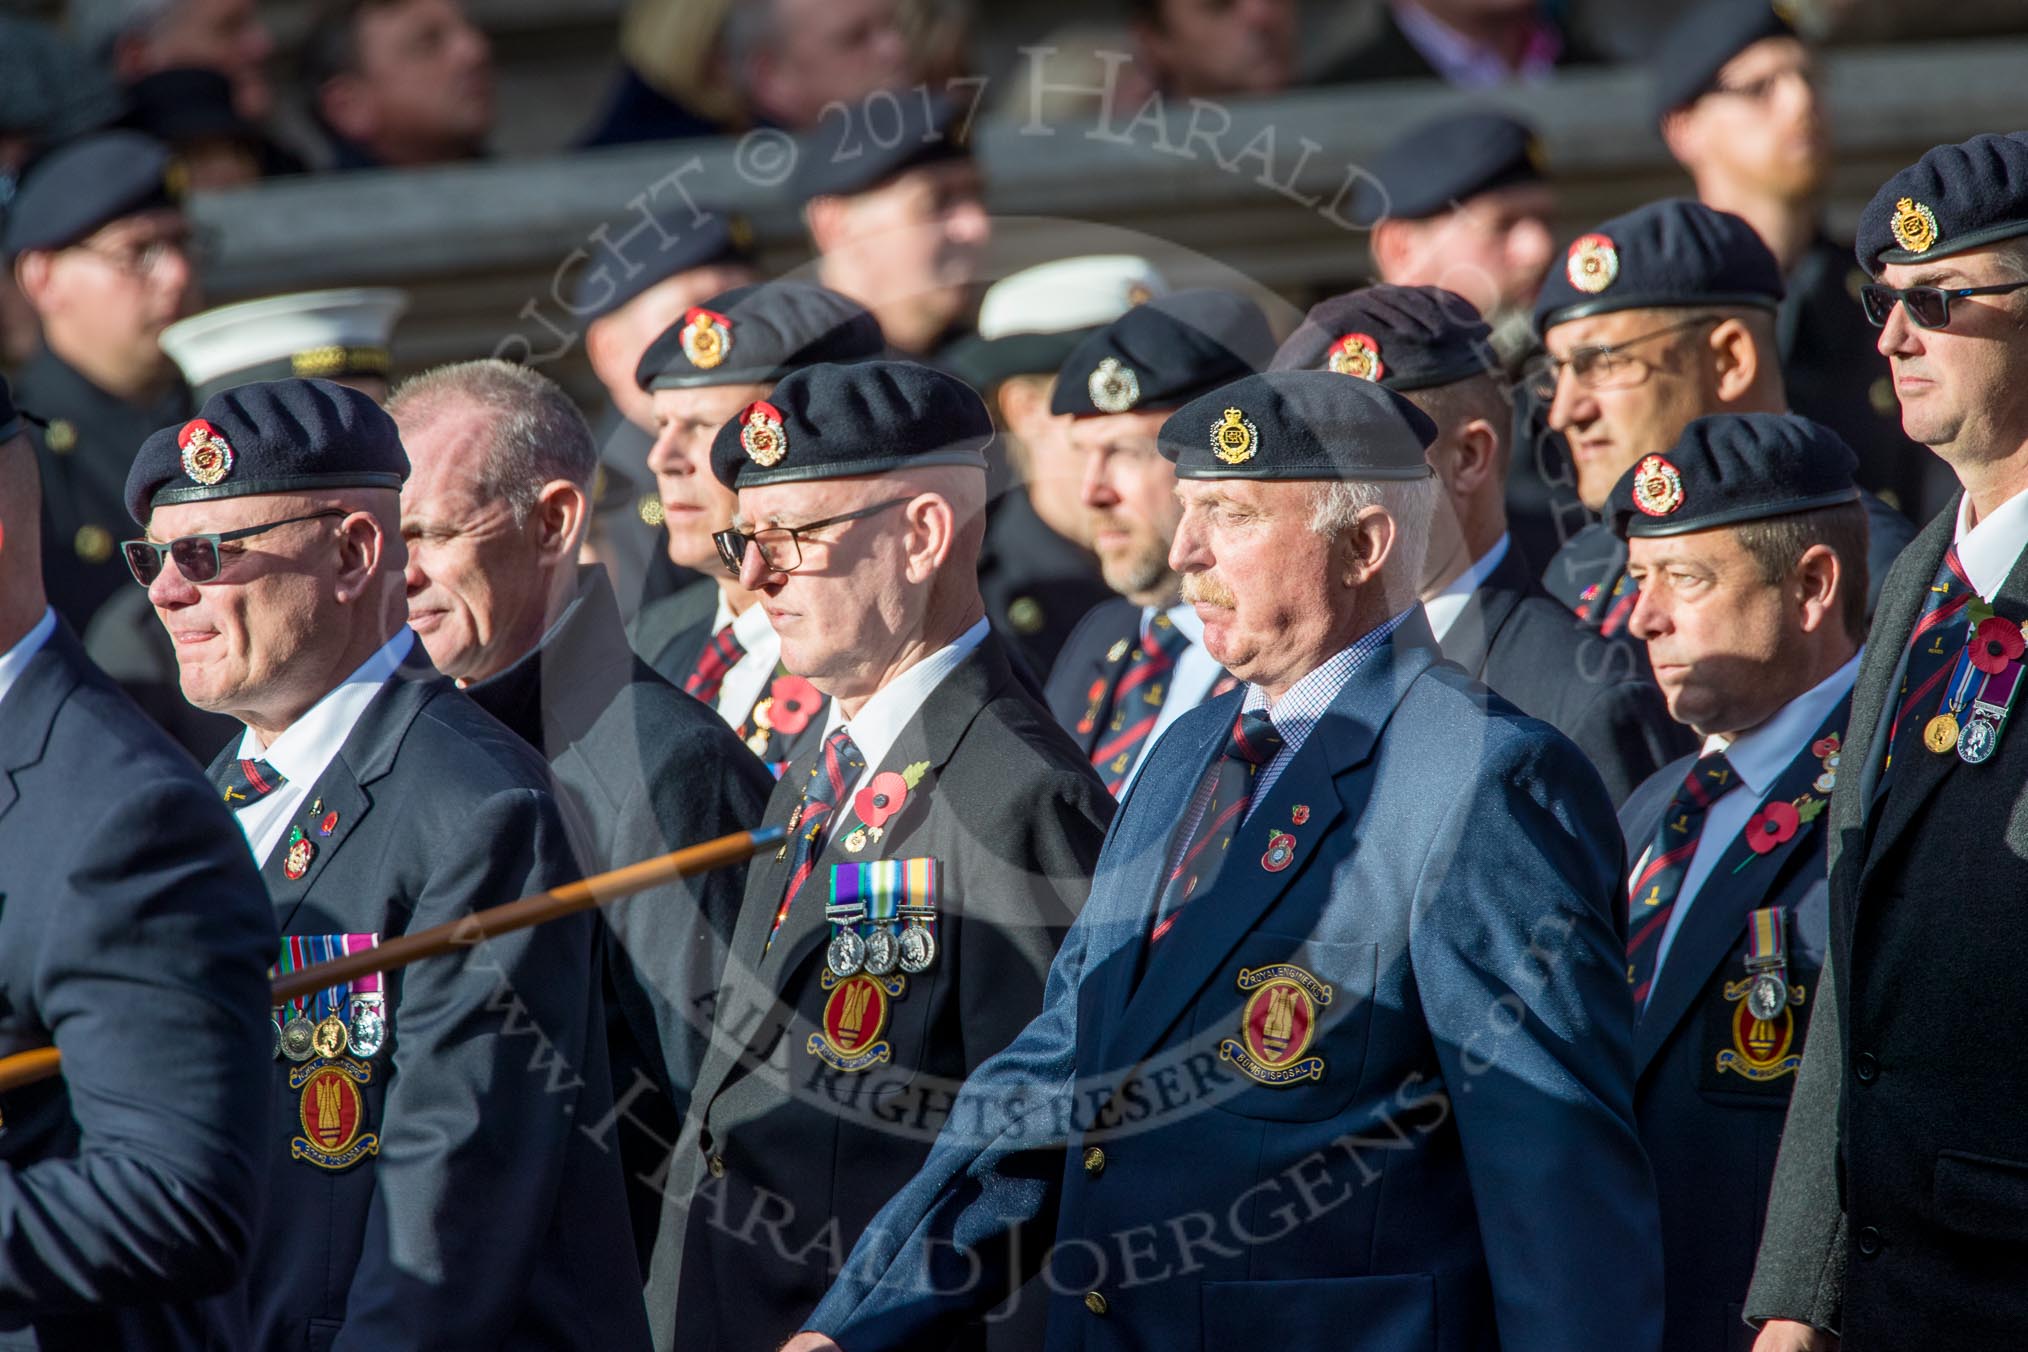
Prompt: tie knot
<box><xmin>1679</xmin><ymin>749</ymin><xmax>1736</xmax><ymax>806</ymax></box>
<box><xmin>1225</xmin><ymin>708</ymin><xmax>1282</xmax><ymax>767</ymax></box>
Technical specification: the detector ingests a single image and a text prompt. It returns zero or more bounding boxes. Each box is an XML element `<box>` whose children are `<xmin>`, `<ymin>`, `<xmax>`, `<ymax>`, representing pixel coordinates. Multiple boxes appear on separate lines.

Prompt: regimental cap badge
<box><xmin>1326</xmin><ymin>332</ymin><xmax>1385</xmax><ymax>382</ymax></box>
<box><xmin>178</xmin><ymin>418</ymin><xmax>234</xmax><ymax>487</ymax></box>
<box><xmin>1566</xmin><ymin>233</ymin><xmax>1620</xmax><ymax>294</ymax></box>
<box><xmin>1210</xmin><ymin>406</ymin><xmax>1259</xmax><ymax>465</ymax></box>
<box><xmin>739</xmin><ymin>399</ymin><xmax>788</xmax><ymax>466</ymax></box>
<box><xmin>1088</xmin><ymin>356</ymin><xmax>1140</xmax><ymax>413</ymax></box>
<box><xmin>1890</xmin><ymin>197</ymin><xmax>1939</xmax><ymax>255</ymax></box>
<box><xmin>163</xmin><ymin>157</ymin><xmax>190</xmax><ymax>202</ymax></box>
<box><xmin>681</xmin><ymin>306</ymin><xmax>733</xmax><ymax>370</ymax></box>
<box><xmin>1631</xmin><ymin>454</ymin><xmax>1685</xmax><ymax>517</ymax></box>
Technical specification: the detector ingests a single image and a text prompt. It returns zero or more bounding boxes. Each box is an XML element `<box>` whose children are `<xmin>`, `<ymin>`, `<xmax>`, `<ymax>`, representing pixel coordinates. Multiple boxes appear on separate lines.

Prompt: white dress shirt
<box><xmin>1639</xmin><ymin>649</ymin><xmax>1864</xmax><ymax>975</ymax></box>
<box><xmin>1422</xmin><ymin>533</ymin><xmax>1511</xmax><ymax>644</ymax></box>
<box><xmin>1121</xmin><ymin>601</ymin><xmax>1226</xmax><ymax>795</ymax></box>
<box><xmin>711</xmin><ymin>590</ymin><xmax>786</xmax><ymax>730</ymax></box>
<box><xmin>0</xmin><ymin>607</ymin><xmax>57</xmax><ymax>714</ymax></box>
<box><xmin>231</xmin><ymin>627</ymin><xmax>416</xmax><ymax>864</ymax></box>
<box><xmin>817</xmin><ymin>617</ymin><xmax>988</xmax><ymax>843</ymax></box>
<box><xmin>1954</xmin><ymin>485</ymin><xmax>2028</xmax><ymax>600</ymax></box>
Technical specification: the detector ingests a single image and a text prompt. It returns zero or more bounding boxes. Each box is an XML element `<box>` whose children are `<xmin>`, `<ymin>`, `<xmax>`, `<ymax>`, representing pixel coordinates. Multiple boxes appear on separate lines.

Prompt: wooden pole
<box><xmin>0</xmin><ymin>824</ymin><xmax>784</xmax><ymax>1095</ymax></box>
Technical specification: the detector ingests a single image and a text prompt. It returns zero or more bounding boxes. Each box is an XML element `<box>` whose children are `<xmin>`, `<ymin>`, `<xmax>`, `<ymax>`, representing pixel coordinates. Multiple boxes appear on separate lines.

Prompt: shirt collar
<box><xmin>0</xmin><ymin>607</ymin><xmax>58</xmax><ymax>713</ymax></box>
<box><xmin>1423</xmin><ymin>533</ymin><xmax>1510</xmax><ymax>643</ymax></box>
<box><xmin>239</xmin><ymin>627</ymin><xmax>416</xmax><ymax>777</ymax></box>
<box><xmin>1241</xmin><ymin>607</ymin><xmax>1415</xmax><ymax>755</ymax></box>
<box><xmin>822</xmin><ymin>617</ymin><xmax>989</xmax><ymax>770</ymax></box>
<box><xmin>1701</xmin><ymin>647</ymin><xmax>1864</xmax><ymax>796</ymax></box>
<box><xmin>1953</xmin><ymin>487</ymin><xmax>2028</xmax><ymax>600</ymax></box>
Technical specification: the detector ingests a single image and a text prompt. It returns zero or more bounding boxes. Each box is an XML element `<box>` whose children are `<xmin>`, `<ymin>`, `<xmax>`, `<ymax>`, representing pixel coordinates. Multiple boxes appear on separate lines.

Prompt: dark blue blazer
<box><xmin>810</xmin><ymin>614</ymin><xmax>1664</xmax><ymax>1352</ymax></box>
<box><xmin>219</xmin><ymin>641</ymin><xmax>651</xmax><ymax>1352</ymax></box>
<box><xmin>0</xmin><ymin>621</ymin><xmax>276</xmax><ymax>1351</ymax></box>
<box><xmin>1043</xmin><ymin>598</ymin><xmax>1142</xmax><ymax>753</ymax></box>
<box><xmin>1617</xmin><ymin>696</ymin><xmax>1846</xmax><ymax>1352</ymax></box>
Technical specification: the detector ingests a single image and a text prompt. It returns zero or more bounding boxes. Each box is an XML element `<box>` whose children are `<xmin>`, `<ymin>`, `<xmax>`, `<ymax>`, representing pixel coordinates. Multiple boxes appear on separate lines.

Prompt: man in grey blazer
<box><xmin>1748</xmin><ymin>133</ymin><xmax>2028</xmax><ymax>1350</ymax></box>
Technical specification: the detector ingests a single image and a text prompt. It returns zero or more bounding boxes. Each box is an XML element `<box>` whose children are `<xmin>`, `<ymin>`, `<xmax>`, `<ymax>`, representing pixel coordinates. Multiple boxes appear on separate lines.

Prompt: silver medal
<box><xmin>349</xmin><ymin>1001</ymin><xmax>387</xmax><ymax>1059</ymax></box>
<box><xmin>280</xmin><ymin>1015</ymin><xmax>317</xmax><ymax>1062</ymax></box>
<box><xmin>1747</xmin><ymin>971</ymin><xmax>1788</xmax><ymax>1023</ymax></box>
<box><xmin>863</xmin><ymin>926</ymin><xmax>900</xmax><ymax>977</ymax></box>
<box><xmin>898</xmin><ymin>922</ymin><xmax>937</xmax><ymax>974</ymax></box>
<box><xmin>826</xmin><ymin>928</ymin><xmax>867</xmax><ymax>979</ymax></box>
<box><xmin>1959</xmin><ymin>714</ymin><xmax>2000</xmax><ymax>764</ymax></box>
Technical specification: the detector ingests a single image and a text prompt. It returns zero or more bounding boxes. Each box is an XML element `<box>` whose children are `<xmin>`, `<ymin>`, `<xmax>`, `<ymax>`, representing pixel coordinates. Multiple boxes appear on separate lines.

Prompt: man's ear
<box><xmin>1337</xmin><ymin>504</ymin><xmax>1396</xmax><ymax>590</ymax></box>
<box><xmin>1448</xmin><ymin>418</ymin><xmax>1503</xmax><ymax>497</ymax></box>
<box><xmin>1707</xmin><ymin>317</ymin><xmax>1763</xmax><ymax>405</ymax></box>
<box><xmin>531</xmin><ymin>480</ymin><xmax>590</xmax><ymax>561</ymax></box>
<box><xmin>804</xmin><ymin>196</ymin><xmax>848</xmax><ymax>254</ymax></box>
<box><xmin>331</xmin><ymin>510</ymin><xmax>386</xmax><ymax>605</ymax></box>
<box><xmin>902</xmin><ymin>493</ymin><xmax>956</xmax><ymax>583</ymax></box>
<box><xmin>1792</xmin><ymin>542</ymin><xmax>1842</xmax><ymax>635</ymax></box>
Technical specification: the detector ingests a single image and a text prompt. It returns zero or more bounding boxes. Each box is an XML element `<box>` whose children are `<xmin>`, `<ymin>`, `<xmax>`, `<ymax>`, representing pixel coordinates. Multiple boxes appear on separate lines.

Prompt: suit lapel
<box><xmin>1862</xmin><ymin>507</ymin><xmax>2028</xmax><ymax>884</ymax></box>
<box><xmin>262</xmin><ymin>645</ymin><xmax>445</xmax><ymax>933</ymax></box>
<box><xmin>1073</xmin><ymin>617</ymin><xmax>1141</xmax><ymax>757</ymax></box>
<box><xmin>1636</xmin><ymin>696</ymin><xmax>1850</xmax><ymax>1073</ymax></box>
<box><xmin>0</xmin><ymin>621</ymin><xmax>87</xmax><ymax>827</ymax></box>
<box><xmin>751</xmin><ymin>638</ymin><xmax>1008</xmax><ymax>996</ymax></box>
<box><xmin>1098</xmin><ymin>626</ymin><xmax>1436</xmax><ymax>1074</ymax></box>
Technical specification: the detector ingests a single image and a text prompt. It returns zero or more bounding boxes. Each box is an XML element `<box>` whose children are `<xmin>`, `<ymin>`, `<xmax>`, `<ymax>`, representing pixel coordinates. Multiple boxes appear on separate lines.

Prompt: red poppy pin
<box><xmin>854</xmin><ymin>771</ymin><xmax>911</xmax><ymax>830</ymax></box>
<box><xmin>1811</xmin><ymin>733</ymin><xmax>1841</xmax><ymax>761</ymax></box>
<box><xmin>766</xmin><ymin>674</ymin><xmax>822</xmax><ymax>735</ymax></box>
<box><xmin>1969</xmin><ymin>616</ymin><xmax>2026</xmax><ymax>675</ymax></box>
<box><xmin>1261</xmin><ymin>831</ymin><xmax>1296</xmax><ymax>872</ymax></box>
<box><xmin>1744</xmin><ymin>800</ymin><xmax>1800</xmax><ymax>855</ymax></box>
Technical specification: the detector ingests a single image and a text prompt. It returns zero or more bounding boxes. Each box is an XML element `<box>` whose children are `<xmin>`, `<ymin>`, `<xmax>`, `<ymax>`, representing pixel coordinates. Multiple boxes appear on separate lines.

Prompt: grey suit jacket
<box><xmin>1745</xmin><ymin>502</ymin><xmax>1959</xmax><ymax>1329</ymax></box>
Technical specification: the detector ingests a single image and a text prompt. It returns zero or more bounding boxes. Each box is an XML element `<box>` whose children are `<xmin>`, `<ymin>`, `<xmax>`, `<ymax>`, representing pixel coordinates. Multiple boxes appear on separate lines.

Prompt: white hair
<box><xmin>1307</xmin><ymin>474</ymin><xmax>1438</xmax><ymax>604</ymax></box>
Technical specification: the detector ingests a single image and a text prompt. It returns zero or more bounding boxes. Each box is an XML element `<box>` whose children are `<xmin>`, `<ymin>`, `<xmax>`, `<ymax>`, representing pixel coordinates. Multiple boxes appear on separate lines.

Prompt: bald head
<box><xmin>390</xmin><ymin>360</ymin><xmax>595</xmax><ymax>683</ymax></box>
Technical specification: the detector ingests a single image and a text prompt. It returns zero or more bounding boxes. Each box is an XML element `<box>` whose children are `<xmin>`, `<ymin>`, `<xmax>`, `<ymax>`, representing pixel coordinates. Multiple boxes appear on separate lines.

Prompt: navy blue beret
<box><xmin>125</xmin><ymin>378</ymin><xmax>408</xmax><ymax>524</ymax></box>
<box><xmin>570</xmin><ymin>205</ymin><xmax>755</xmax><ymax>323</ymax></box>
<box><xmin>0</xmin><ymin>370</ymin><xmax>19</xmax><ymax>443</ymax></box>
<box><xmin>1648</xmin><ymin>0</ymin><xmax>1796</xmax><ymax>122</ymax></box>
<box><xmin>4</xmin><ymin>130</ymin><xmax>184</xmax><ymax>259</ymax></box>
<box><xmin>635</xmin><ymin>280</ymin><xmax>884</xmax><ymax>391</ymax></box>
<box><xmin>795</xmin><ymin>94</ymin><xmax>971</xmax><ymax>201</ymax></box>
<box><xmin>1856</xmin><ymin>133</ymin><xmax>2028</xmax><ymax>275</ymax></box>
<box><xmin>1533</xmin><ymin>198</ymin><xmax>1785</xmax><ymax>334</ymax></box>
<box><xmin>1352</xmin><ymin>109</ymin><xmax>1545</xmax><ymax>224</ymax></box>
<box><xmin>1050</xmin><ymin>290</ymin><xmax>1274</xmax><ymax>418</ymax></box>
<box><xmin>1270</xmin><ymin>285</ymin><xmax>1497</xmax><ymax>391</ymax></box>
<box><xmin>1157</xmin><ymin>370</ymin><xmax>1437</xmax><ymax>482</ymax></box>
<box><xmin>709</xmin><ymin>360</ymin><xmax>992</xmax><ymax>491</ymax></box>
<box><xmin>1605</xmin><ymin>411</ymin><xmax>1857</xmax><ymax>540</ymax></box>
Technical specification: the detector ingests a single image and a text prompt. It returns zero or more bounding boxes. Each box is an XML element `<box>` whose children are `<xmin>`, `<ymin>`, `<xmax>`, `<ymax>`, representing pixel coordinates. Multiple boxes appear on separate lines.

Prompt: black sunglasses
<box><xmin>123</xmin><ymin>510</ymin><xmax>347</xmax><ymax>586</ymax></box>
<box><xmin>712</xmin><ymin>497</ymin><xmax>911</xmax><ymax>577</ymax></box>
<box><xmin>1859</xmin><ymin>280</ymin><xmax>2028</xmax><ymax>329</ymax></box>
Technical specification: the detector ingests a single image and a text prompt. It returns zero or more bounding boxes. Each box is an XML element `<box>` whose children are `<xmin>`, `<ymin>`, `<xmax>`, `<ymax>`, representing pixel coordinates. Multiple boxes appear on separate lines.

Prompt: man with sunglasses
<box><xmin>647</xmin><ymin>359</ymin><xmax>1111</xmax><ymax>1352</ymax></box>
<box><xmin>1533</xmin><ymin>198</ymin><xmax>1914</xmax><ymax>643</ymax></box>
<box><xmin>628</xmin><ymin>279</ymin><xmax>885</xmax><ymax>775</ymax></box>
<box><xmin>1653</xmin><ymin>0</ymin><xmax>1947</xmax><ymax>528</ymax></box>
<box><xmin>0</xmin><ymin>373</ymin><xmax>278</xmax><ymax>1350</ymax></box>
<box><xmin>120</xmin><ymin>377</ymin><xmax>652</xmax><ymax>1351</ymax></box>
<box><xmin>1748</xmin><ymin>132</ymin><xmax>2028</xmax><ymax>1352</ymax></box>
<box><xmin>5</xmin><ymin>131</ymin><xmax>200</xmax><ymax>640</ymax></box>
